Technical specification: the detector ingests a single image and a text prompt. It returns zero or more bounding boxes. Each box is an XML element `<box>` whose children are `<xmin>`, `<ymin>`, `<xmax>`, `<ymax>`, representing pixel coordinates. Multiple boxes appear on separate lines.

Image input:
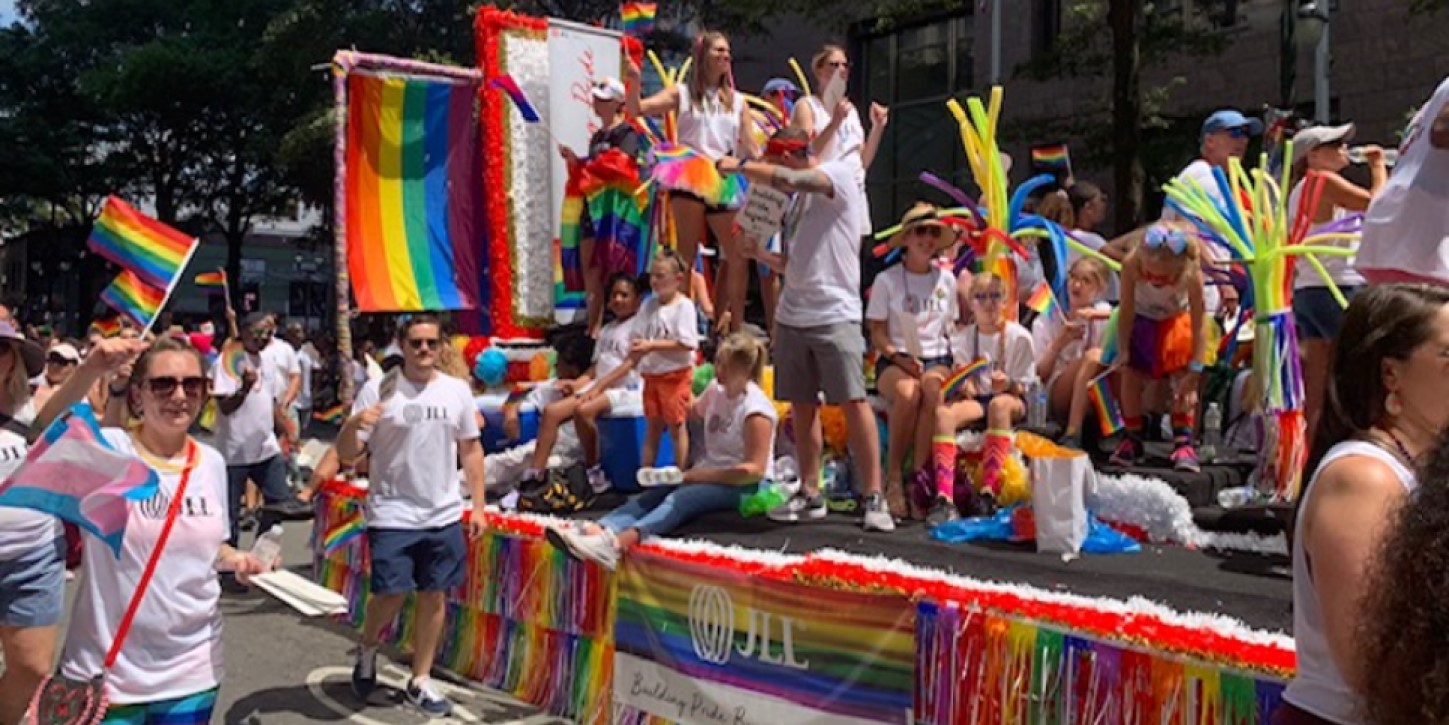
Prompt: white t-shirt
<box><xmin>677</xmin><ymin>85</ymin><xmax>745</xmax><ymax>161</ymax></box>
<box><xmin>1163</xmin><ymin>159</ymin><xmax>1225</xmax><ymax>315</ymax></box>
<box><xmin>211</xmin><ymin>349</ymin><xmax>283</xmax><ymax>466</ymax></box>
<box><xmin>1289</xmin><ymin>180</ymin><xmax>1365</xmax><ymax>289</ymax></box>
<box><xmin>1031</xmin><ymin>302</ymin><xmax>1112</xmax><ymax>373</ymax></box>
<box><xmin>695</xmin><ymin>381</ymin><xmax>777</xmax><ymax>478</ymax></box>
<box><xmin>0</xmin><ymin>402</ymin><xmax>62</xmax><ymax>560</ymax></box>
<box><xmin>63</xmin><ymin>433</ymin><xmax>229</xmax><ymax>705</ymax></box>
<box><xmin>353</xmin><ymin>372</ymin><xmax>480</xmax><ymax>530</ymax></box>
<box><xmin>296</xmin><ymin>343</ymin><xmax>320</xmax><ymax>410</ymax></box>
<box><xmin>865</xmin><ymin>265</ymin><xmax>957</xmax><ymax>359</ymax></box>
<box><xmin>632</xmin><ymin>295</ymin><xmax>699</xmax><ymax>376</ymax></box>
<box><xmin>776</xmin><ymin>160</ymin><xmax>866</xmax><ymax>328</ymax></box>
<box><xmin>1068</xmin><ymin>229</ymin><xmax>1120</xmax><ymax>301</ymax></box>
<box><xmin>262</xmin><ymin>337</ymin><xmax>300</xmax><ymax>403</ymax></box>
<box><xmin>595</xmin><ymin>316</ymin><xmax>642</xmax><ymax>389</ymax></box>
<box><xmin>950</xmin><ymin>322</ymin><xmax>1037</xmax><ymax>384</ymax></box>
<box><xmin>1359</xmin><ymin>76</ymin><xmax>1449</xmax><ymax>286</ymax></box>
<box><xmin>801</xmin><ymin>96</ymin><xmax>872</xmax><ymax>234</ymax></box>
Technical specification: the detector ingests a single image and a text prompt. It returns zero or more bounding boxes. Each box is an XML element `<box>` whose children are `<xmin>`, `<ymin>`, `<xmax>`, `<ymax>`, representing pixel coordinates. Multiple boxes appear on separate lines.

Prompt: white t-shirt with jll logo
<box><xmin>594</xmin><ymin>315</ymin><xmax>641</xmax><ymax>390</ymax></box>
<box><xmin>353</xmin><ymin>372</ymin><xmax>480</xmax><ymax>530</ymax></box>
<box><xmin>694</xmin><ymin>381</ymin><xmax>777</xmax><ymax>479</ymax></box>
<box><xmin>865</xmin><ymin>265</ymin><xmax>958</xmax><ymax>359</ymax></box>
<box><xmin>210</xmin><ymin>349</ymin><xmax>283</xmax><ymax>466</ymax></box>
<box><xmin>63</xmin><ymin>432</ymin><xmax>230</xmax><ymax>705</ymax></box>
<box><xmin>632</xmin><ymin>295</ymin><xmax>699</xmax><ymax>376</ymax></box>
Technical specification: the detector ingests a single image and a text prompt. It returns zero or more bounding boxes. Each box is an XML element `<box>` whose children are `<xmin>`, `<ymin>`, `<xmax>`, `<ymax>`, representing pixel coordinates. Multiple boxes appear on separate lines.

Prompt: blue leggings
<box><xmin>599</xmin><ymin>483</ymin><xmax>749</xmax><ymax>537</ymax></box>
<box><xmin>102</xmin><ymin>688</ymin><xmax>218</xmax><ymax>724</ymax></box>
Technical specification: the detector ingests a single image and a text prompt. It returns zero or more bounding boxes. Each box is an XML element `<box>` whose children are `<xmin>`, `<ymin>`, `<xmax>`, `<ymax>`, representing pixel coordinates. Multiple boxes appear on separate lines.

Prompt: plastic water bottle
<box><xmin>1202</xmin><ymin>402</ymin><xmax>1223</xmax><ymax>464</ymax></box>
<box><xmin>250</xmin><ymin>525</ymin><xmax>285</xmax><ymax>571</ymax></box>
<box><xmin>1026</xmin><ymin>377</ymin><xmax>1048</xmax><ymax>429</ymax></box>
<box><xmin>1217</xmin><ymin>485</ymin><xmax>1258</xmax><ymax>509</ymax></box>
<box><xmin>1348</xmin><ymin>146</ymin><xmax>1399</xmax><ymax>166</ymax></box>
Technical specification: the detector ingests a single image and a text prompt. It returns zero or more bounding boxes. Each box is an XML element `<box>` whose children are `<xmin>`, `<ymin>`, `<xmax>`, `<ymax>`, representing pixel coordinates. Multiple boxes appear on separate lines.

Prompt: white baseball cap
<box><xmin>1292</xmin><ymin>123</ymin><xmax>1355</xmax><ymax>163</ymax></box>
<box><xmin>591</xmin><ymin>77</ymin><xmax>626</xmax><ymax>102</ymax></box>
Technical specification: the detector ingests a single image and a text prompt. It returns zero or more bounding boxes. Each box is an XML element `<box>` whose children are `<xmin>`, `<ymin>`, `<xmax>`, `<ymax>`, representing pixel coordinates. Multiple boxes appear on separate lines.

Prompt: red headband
<box><xmin>766</xmin><ymin>137</ymin><xmax>809</xmax><ymax>157</ymax></box>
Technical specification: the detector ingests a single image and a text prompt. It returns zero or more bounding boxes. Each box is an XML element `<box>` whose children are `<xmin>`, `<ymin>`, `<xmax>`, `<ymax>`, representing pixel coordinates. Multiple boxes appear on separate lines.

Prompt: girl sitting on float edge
<box><xmin>545</xmin><ymin>334</ymin><xmax>776</xmax><ymax>570</ymax></box>
<box><xmin>1103</xmin><ymin>223</ymin><xmax>1210</xmax><ymax>472</ymax></box>
<box><xmin>1032</xmin><ymin>256</ymin><xmax>1114</xmax><ymax>450</ymax></box>
<box><xmin>925</xmin><ymin>271</ymin><xmax>1036</xmax><ymax>527</ymax></box>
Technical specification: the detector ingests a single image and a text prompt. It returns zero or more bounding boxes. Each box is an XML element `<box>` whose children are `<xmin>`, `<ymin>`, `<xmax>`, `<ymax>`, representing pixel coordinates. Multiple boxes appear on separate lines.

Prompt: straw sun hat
<box><xmin>885</xmin><ymin>202</ymin><xmax>960</xmax><ymax>251</ymax></box>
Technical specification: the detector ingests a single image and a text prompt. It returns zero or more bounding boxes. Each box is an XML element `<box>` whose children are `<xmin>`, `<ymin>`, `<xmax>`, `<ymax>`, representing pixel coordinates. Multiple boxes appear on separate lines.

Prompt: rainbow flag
<box><xmin>321</xmin><ymin>512</ymin><xmax>365</xmax><ymax>554</ymax></box>
<box><xmin>88</xmin><ymin>317</ymin><xmax>123</xmax><ymax>339</ymax></box>
<box><xmin>100</xmin><ymin>269</ymin><xmax>165</xmax><ymax>330</ymax></box>
<box><xmin>312</xmin><ymin>403</ymin><xmax>347</xmax><ymax>424</ymax></box>
<box><xmin>88</xmin><ymin>196</ymin><xmax>198</xmax><ymax>292</ymax></box>
<box><xmin>0</xmin><ymin>403</ymin><xmax>160</xmax><ymax>557</ymax></box>
<box><xmin>943</xmin><ymin>357</ymin><xmax>990</xmax><ymax>400</ymax></box>
<box><xmin>1026</xmin><ymin>282</ymin><xmax>1060</xmax><ymax>319</ymax></box>
<box><xmin>1088</xmin><ymin>375</ymin><xmax>1125</xmax><ymax>435</ymax></box>
<box><xmin>219</xmin><ymin>342</ymin><xmax>249</xmax><ymax>381</ymax></box>
<box><xmin>345</xmin><ymin>72</ymin><xmax>483</xmax><ymax>312</ymax></box>
<box><xmin>490</xmin><ymin>74</ymin><xmax>539</xmax><ymax>123</ymax></box>
<box><xmin>620</xmin><ymin>2</ymin><xmax>656</xmax><ymax>35</ymax></box>
<box><xmin>195</xmin><ymin>269</ymin><xmax>226</xmax><ymax>292</ymax></box>
<box><xmin>1031</xmin><ymin>143</ymin><xmax>1071</xmax><ymax>172</ymax></box>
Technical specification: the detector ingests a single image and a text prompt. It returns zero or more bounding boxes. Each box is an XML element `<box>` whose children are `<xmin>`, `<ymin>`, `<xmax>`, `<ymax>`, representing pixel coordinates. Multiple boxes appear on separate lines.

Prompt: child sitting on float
<box><xmin>1031</xmin><ymin>256</ymin><xmax>1114</xmax><ymax>450</ymax></box>
<box><xmin>489</xmin><ymin>333</ymin><xmax>595</xmax><ymax>494</ymax></box>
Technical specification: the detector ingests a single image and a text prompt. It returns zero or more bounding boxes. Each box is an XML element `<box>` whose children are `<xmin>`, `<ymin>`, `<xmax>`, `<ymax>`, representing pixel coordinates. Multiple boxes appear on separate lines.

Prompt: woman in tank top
<box><xmin>790</xmin><ymin>44</ymin><xmax>889</xmax><ymax>236</ymax></box>
<box><xmin>1287</xmin><ymin>123</ymin><xmax>1390</xmax><ymax>442</ymax></box>
<box><xmin>1279</xmin><ymin>283</ymin><xmax>1449</xmax><ymax>725</ymax></box>
<box><xmin>627</xmin><ymin>31</ymin><xmax>758</xmax><ymax>332</ymax></box>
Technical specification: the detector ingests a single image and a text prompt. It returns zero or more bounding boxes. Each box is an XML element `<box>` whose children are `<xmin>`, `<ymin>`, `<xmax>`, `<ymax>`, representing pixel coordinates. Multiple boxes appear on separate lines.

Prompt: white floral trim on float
<box><xmin>1089</xmin><ymin>472</ymin><xmax>1289</xmax><ymax>555</ymax></box>
<box><xmin>500</xmin><ymin>32</ymin><xmax>556</xmax><ymax>326</ymax></box>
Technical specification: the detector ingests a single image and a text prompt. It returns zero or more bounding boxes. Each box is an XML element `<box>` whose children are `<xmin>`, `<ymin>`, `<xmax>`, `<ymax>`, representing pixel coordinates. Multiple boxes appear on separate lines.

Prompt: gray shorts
<box><xmin>773</xmin><ymin>321</ymin><xmax>868</xmax><ymax>405</ymax></box>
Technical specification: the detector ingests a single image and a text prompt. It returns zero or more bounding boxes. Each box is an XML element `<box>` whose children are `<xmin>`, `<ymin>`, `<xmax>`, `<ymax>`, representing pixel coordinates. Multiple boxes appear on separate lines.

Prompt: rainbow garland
<box><xmin>314</xmin><ymin>483</ymin><xmax>1292</xmax><ymax>724</ymax></box>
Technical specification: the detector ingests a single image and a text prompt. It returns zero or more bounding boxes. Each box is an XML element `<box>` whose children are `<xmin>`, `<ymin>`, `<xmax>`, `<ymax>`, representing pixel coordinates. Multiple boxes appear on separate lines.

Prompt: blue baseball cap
<box><xmin>1201</xmin><ymin>109</ymin><xmax>1264</xmax><ymax>139</ymax></box>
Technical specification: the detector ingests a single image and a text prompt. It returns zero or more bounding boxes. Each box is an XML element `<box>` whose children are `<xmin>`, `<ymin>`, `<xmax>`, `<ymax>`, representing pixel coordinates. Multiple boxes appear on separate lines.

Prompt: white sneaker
<box><xmin>587</xmin><ymin>465</ymin><xmax>610</xmax><ymax>493</ymax></box>
<box><xmin>545</xmin><ymin>525</ymin><xmax>620</xmax><ymax>570</ymax></box>
<box><xmin>636</xmin><ymin>466</ymin><xmax>684</xmax><ymax>487</ymax></box>
<box><xmin>767</xmin><ymin>492</ymin><xmax>827</xmax><ymax>523</ymax></box>
<box><xmin>862</xmin><ymin>493</ymin><xmax>896</xmax><ymax>533</ymax></box>
<box><xmin>405</xmin><ymin>677</ymin><xmax>453</xmax><ymax>716</ymax></box>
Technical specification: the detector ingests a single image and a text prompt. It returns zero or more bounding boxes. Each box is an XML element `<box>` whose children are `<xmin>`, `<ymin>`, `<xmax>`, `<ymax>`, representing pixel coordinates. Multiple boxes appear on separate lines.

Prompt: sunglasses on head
<box><xmin>407</xmin><ymin>337</ymin><xmax>439</xmax><ymax>351</ymax></box>
<box><xmin>143</xmin><ymin>376</ymin><xmax>207</xmax><ymax>398</ymax></box>
<box><xmin>46</xmin><ymin>354</ymin><xmax>76</xmax><ymax>366</ymax></box>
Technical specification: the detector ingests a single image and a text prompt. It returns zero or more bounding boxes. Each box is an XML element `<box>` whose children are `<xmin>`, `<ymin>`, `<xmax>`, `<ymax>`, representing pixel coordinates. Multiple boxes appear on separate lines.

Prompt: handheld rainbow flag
<box><xmin>620</xmin><ymin>2</ymin><xmax>657</xmax><ymax>35</ymax></box>
<box><xmin>0</xmin><ymin>403</ymin><xmax>160</xmax><ymax>557</ymax></box>
<box><xmin>1087</xmin><ymin>375</ymin><xmax>1125</xmax><ymax>436</ymax></box>
<box><xmin>99</xmin><ymin>269</ymin><xmax>166</xmax><ymax>330</ymax></box>
<box><xmin>312</xmin><ymin>403</ymin><xmax>347</xmax><ymax>424</ymax></box>
<box><xmin>345</xmin><ymin>72</ymin><xmax>483</xmax><ymax>312</ymax></box>
<box><xmin>490</xmin><ymin>74</ymin><xmax>540</xmax><ymax>123</ymax></box>
<box><xmin>943</xmin><ymin>357</ymin><xmax>991</xmax><ymax>400</ymax></box>
<box><xmin>88</xmin><ymin>316</ymin><xmax>124</xmax><ymax>339</ymax></box>
<box><xmin>87</xmin><ymin>196</ymin><xmax>199</xmax><ymax>291</ymax></box>
<box><xmin>1025</xmin><ymin>282</ymin><xmax>1060</xmax><ymax>319</ymax></box>
<box><xmin>194</xmin><ymin>269</ymin><xmax>227</xmax><ymax>292</ymax></box>
<box><xmin>1030</xmin><ymin>143</ymin><xmax>1071</xmax><ymax>173</ymax></box>
<box><xmin>219</xmin><ymin>342</ymin><xmax>249</xmax><ymax>381</ymax></box>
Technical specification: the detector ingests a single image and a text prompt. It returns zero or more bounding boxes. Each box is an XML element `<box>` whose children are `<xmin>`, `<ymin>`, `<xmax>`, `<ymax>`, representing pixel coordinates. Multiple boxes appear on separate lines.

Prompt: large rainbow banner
<box><xmin>613</xmin><ymin>549</ymin><xmax>915</xmax><ymax>724</ymax></box>
<box><xmin>344</xmin><ymin>72</ymin><xmax>483</xmax><ymax>311</ymax></box>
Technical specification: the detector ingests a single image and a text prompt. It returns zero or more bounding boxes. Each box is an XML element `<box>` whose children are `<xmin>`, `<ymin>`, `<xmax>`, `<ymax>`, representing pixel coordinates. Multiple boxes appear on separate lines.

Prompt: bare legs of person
<box><xmin>581</xmin><ymin>236</ymin><xmax>603</xmax><ymax>337</ymax></box>
<box><xmin>792</xmin><ymin>403</ymin><xmax>824</xmax><ymax>499</ymax></box>
<box><xmin>1301</xmin><ymin>339</ymin><xmax>1331</xmax><ymax>440</ymax></box>
<box><xmin>670</xmin><ymin>195</ymin><xmax>706</xmax><ymax>300</ymax></box>
<box><xmin>569</xmin><ymin>395</ymin><xmax>614</xmax><ymax>469</ymax></box>
<box><xmin>530</xmin><ymin>396</ymin><xmax>581</xmax><ymax>472</ymax></box>
<box><xmin>1054</xmin><ymin>351</ymin><xmax>1103</xmax><ymax>448</ymax></box>
<box><xmin>0</xmin><ymin>624</ymin><xmax>56</xmax><ymax>725</ymax></box>
<box><xmin>642</xmin><ymin>419</ymin><xmax>689</xmax><ymax>474</ymax></box>
<box><xmin>843</xmin><ymin>398</ymin><xmax>884</xmax><ymax>501</ymax></box>
<box><xmin>878</xmin><ymin>365</ymin><xmax>920</xmax><ymax>519</ymax></box>
<box><xmin>710</xmin><ymin>213</ymin><xmax>745</xmax><ymax>334</ymax></box>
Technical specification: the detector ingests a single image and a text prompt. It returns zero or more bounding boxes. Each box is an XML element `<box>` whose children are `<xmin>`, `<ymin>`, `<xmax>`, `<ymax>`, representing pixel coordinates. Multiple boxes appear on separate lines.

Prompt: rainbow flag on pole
<box><xmin>345</xmin><ymin>72</ymin><xmax>483</xmax><ymax>311</ymax></box>
<box><xmin>100</xmin><ymin>269</ymin><xmax>166</xmax><ymax>330</ymax></box>
<box><xmin>87</xmin><ymin>196</ymin><xmax>198</xmax><ymax>291</ymax></box>
<box><xmin>1088</xmin><ymin>374</ymin><xmax>1125</xmax><ymax>435</ymax></box>
<box><xmin>194</xmin><ymin>269</ymin><xmax>226</xmax><ymax>292</ymax></box>
<box><xmin>1030</xmin><ymin>143</ymin><xmax>1072</xmax><ymax>172</ymax></box>
<box><xmin>489</xmin><ymin>74</ymin><xmax>540</xmax><ymax>123</ymax></box>
<box><xmin>1025</xmin><ymin>282</ymin><xmax>1060</xmax><ymax>319</ymax></box>
<box><xmin>620</xmin><ymin>2</ymin><xmax>657</xmax><ymax>35</ymax></box>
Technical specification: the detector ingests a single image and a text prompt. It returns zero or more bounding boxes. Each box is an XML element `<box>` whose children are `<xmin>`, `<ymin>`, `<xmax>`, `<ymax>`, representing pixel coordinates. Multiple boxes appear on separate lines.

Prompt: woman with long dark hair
<box><xmin>1278</xmin><ymin>283</ymin><xmax>1449</xmax><ymax>725</ymax></box>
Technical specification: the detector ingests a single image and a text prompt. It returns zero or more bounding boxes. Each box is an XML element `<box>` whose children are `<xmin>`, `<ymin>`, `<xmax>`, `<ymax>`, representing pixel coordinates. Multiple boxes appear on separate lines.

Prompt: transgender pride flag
<box><xmin>0</xmin><ymin>403</ymin><xmax>159</xmax><ymax>557</ymax></box>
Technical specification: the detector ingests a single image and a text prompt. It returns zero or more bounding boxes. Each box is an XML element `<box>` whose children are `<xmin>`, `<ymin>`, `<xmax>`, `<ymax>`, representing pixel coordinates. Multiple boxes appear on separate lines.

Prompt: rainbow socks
<box><xmin>979</xmin><ymin>430</ymin><xmax>1013</xmax><ymax>497</ymax></box>
<box><xmin>932</xmin><ymin>436</ymin><xmax>957</xmax><ymax>500</ymax></box>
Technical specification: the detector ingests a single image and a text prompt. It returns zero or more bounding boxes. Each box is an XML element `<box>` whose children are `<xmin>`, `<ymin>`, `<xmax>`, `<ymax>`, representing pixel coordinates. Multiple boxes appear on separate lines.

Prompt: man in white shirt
<box><xmin>1359</xmin><ymin>76</ymin><xmax>1449</xmax><ymax>286</ymax></box>
<box><xmin>718</xmin><ymin>124</ymin><xmax>894</xmax><ymax>533</ymax></box>
<box><xmin>337</xmin><ymin>314</ymin><xmax>485</xmax><ymax>717</ymax></box>
<box><xmin>284</xmin><ymin>321</ymin><xmax>318</xmax><ymax>436</ymax></box>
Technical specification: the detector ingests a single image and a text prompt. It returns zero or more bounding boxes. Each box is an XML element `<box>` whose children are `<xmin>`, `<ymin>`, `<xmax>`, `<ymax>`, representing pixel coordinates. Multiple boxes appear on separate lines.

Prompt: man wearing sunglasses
<box><xmin>338</xmin><ymin>314</ymin><xmax>484</xmax><ymax>716</ymax></box>
<box><xmin>211</xmin><ymin>312</ymin><xmax>293</xmax><ymax>584</ymax></box>
<box><xmin>39</xmin><ymin>341</ymin><xmax>81</xmax><ymax>391</ymax></box>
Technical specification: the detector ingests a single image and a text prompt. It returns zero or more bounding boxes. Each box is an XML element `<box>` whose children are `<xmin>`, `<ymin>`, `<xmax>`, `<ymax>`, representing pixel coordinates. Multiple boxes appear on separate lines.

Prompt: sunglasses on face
<box><xmin>973</xmin><ymin>292</ymin><xmax>1005</xmax><ymax>302</ymax></box>
<box><xmin>910</xmin><ymin>225</ymin><xmax>943</xmax><ymax>239</ymax></box>
<box><xmin>143</xmin><ymin>376</ymin><xmax>208</xmax><ymax>399</ymax></box>
<box><xmin>46</xmin><ymin>355</ymin><xmax>76</xmax><ymax>366</ymax></box>
<box><xmin>1221</xmin><ymin>127</ymin><xmax>1249</xmax><ymax>139</ymax></box>
<box><xmin>826</xmin><ymin>60</ymin><xmax>850</xmax><ymax>69</ymax></box>
<box><xmin>407</xmin><ymin>337</ymin><xmax>439</xmax><ymax>351</ymax></box>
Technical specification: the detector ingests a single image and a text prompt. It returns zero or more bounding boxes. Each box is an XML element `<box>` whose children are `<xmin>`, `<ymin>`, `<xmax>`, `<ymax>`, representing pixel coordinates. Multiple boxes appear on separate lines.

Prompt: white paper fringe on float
<box><xmin>500</xmin><ymin>33</ymin><xmax>556</xmax><ymax>325</ymax></box>
<box><xmin>1090</xmin><ymin>472</ymin><xmax>1289</xmax><ymax>555</ymax></box>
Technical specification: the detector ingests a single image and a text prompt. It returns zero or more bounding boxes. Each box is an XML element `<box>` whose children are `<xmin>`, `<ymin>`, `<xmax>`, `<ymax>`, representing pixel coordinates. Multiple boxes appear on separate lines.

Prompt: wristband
<box><xmin>1187</xmin><ymin>360</ymin><xmax>1204</xmax><ymax>373</ymax></box>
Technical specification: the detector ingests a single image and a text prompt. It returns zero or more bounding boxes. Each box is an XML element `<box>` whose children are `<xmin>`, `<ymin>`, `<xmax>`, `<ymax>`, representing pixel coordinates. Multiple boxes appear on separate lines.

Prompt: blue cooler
<box><xmin>476</xmin><ymin>393</ymin><xmax>540</xmax><ymax>453</ymax></box>
<box><xmin>599</xmin><ymin>413</ymin><xmax>675</xmax><ymax>493</ymax></box>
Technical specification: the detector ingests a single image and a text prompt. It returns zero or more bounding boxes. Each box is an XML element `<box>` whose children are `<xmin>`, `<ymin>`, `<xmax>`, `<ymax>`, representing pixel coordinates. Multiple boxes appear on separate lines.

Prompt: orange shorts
<box><xmin>643</xmin><ymin>368</ymin><xmax>694</xmax><ymax>426</ymax></box>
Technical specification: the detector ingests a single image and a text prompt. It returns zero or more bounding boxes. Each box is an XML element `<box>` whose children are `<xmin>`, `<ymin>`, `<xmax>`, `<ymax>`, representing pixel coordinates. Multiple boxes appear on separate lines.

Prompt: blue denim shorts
<box><xmin>367</xmin><ymin>523</ymin><xmax>465</xmax><ymax>595</ymax></box>
<box><xmin>1293</xmin><ymin>286</ymin><xmax>1361</xmax><ymax>341</ymax></box>
<box><xmin>0</xmin><ymin>537</ymin><xmax>66</xmax><ymax>628</ymax></box>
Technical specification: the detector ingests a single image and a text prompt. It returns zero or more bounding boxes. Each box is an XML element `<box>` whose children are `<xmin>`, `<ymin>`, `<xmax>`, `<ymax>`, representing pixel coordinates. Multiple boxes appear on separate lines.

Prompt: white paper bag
<box><xmin>1030</xmin><ymin>453</ymin><xmax>1091</xmax><ymax>554</ymax></box>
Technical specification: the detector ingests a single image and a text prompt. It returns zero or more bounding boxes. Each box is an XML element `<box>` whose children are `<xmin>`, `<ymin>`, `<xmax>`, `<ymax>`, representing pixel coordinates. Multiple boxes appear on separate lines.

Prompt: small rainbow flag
<box><xmin>490</xmin><ymin>74</ymin><xmax>540</xmax><ymax>123</ymax></box>
<box><xmin>312</xmin><ymin>403</ymin><xmax>347</xmax><ymax>424</ymax></box>
<box><xmin>88</xmin><ymin>317</ymin><xmax>124</xmax><ymax>339</ymax></box>
<box><xmin>99</xmin><ymin>270</ymin><xmax>165</xmax><ymax>330</ymax></box>
<box><xmin>620</xmin><ymin>2</ymin><xmax>656</xmax><ymax>35</ymax></box>
<box><xmin>1025</xmin><ymin>282</ymin><xmax>1060</xmax><ymax>319</ymax></box>
<box><xmin>1088</xmin><ymin>375</ymin><xmax>1125</xmax><ymax>435</ymax></box>
<box><xmin>1031</xmin><ymin>143</ymin><xmax>1071</xmax><ymax>172</ymax></box>
<box><xmin>88</xmin><ymin>196</ymin><xmax>198</xmax><ymax>292</ymax></box>
<box><xmin>220</xmin><ymin>342</ymin><xmax>249</xmax><ymax>381</ymax></box>
<box><xmin>943</xmin><ymin>357</ymin><xmax>990</xmax><ymax>400</ymax></box>
<box><xmin>195</xmin><ymin>269</ymin><xmax>226</xmax><ymax>291</ymax></box>
<box><xmin>321</xmin><ymin>512</ymin><xmax>365</xmax><ymax>554</ymax></box>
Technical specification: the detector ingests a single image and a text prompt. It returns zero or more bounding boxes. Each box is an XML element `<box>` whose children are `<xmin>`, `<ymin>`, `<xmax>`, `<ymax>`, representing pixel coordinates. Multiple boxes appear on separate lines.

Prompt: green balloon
<box><xmin>692</xmin><ymin>363</ymin><xmax>716</xmax><ymax>396</ymax></box>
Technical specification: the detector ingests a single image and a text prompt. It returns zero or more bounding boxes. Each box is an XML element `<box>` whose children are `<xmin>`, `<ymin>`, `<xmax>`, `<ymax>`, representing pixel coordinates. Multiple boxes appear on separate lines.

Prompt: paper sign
<box><xmin>250</xmin><ymin>569</ymin><xmax>350</xmax><ymax>617</ymax></box>
<box><xmin>735</xmin><ymin>184</ymin><xmax>792</xmax><ymax>242</ymax></box>
<box><xmin>821</xmin><ymin>68</ymin><xmax>847</xmax><ymax>118</ymax></box>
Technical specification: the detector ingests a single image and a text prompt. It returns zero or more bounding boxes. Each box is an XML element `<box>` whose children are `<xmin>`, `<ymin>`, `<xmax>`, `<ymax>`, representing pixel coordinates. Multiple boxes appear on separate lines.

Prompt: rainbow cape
<box><xmin>559</xmin><ymin>149</ymin><xmax>651</xmax><ymax>309</ymax></box>
<box><xmin>99</xmin><ymin>269</ymin><xmax>165</xmax><ymax>330</ymax></box>
<box><xmin>88</xmin><ymin>196</ymin><xmax>198</xmax><ymax>291</ymax></box>
<box><xmin>345</xmin><ymin>72</ymin><xmax>482</xmax><ymax>311</ymax></box>
<box><xmin>943</xmin><ymin>357</ymin><xmax>990</xmax><ymax>400</ymax></box>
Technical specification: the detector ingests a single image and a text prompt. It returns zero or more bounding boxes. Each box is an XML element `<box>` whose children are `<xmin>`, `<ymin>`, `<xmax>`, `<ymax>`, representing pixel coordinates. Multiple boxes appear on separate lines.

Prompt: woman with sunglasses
<box><xmin>1288</xmin><ymin>124</ymin><xmax>1388</xmax><ymax>440</ymax></box>
<box><xmin>1101</xmin><ymin>223</ymin><xmax>1209</xmax><ymax>472</ymax></box>
<box><xmin>31</xmin><ymin>335</ymin><xmax>269</xmax><ymax>722</ymax></box>
<box><xmin>791</xmin><ymin>44</ymin><xmax>887</xmax><ymax>237</ymax></box>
